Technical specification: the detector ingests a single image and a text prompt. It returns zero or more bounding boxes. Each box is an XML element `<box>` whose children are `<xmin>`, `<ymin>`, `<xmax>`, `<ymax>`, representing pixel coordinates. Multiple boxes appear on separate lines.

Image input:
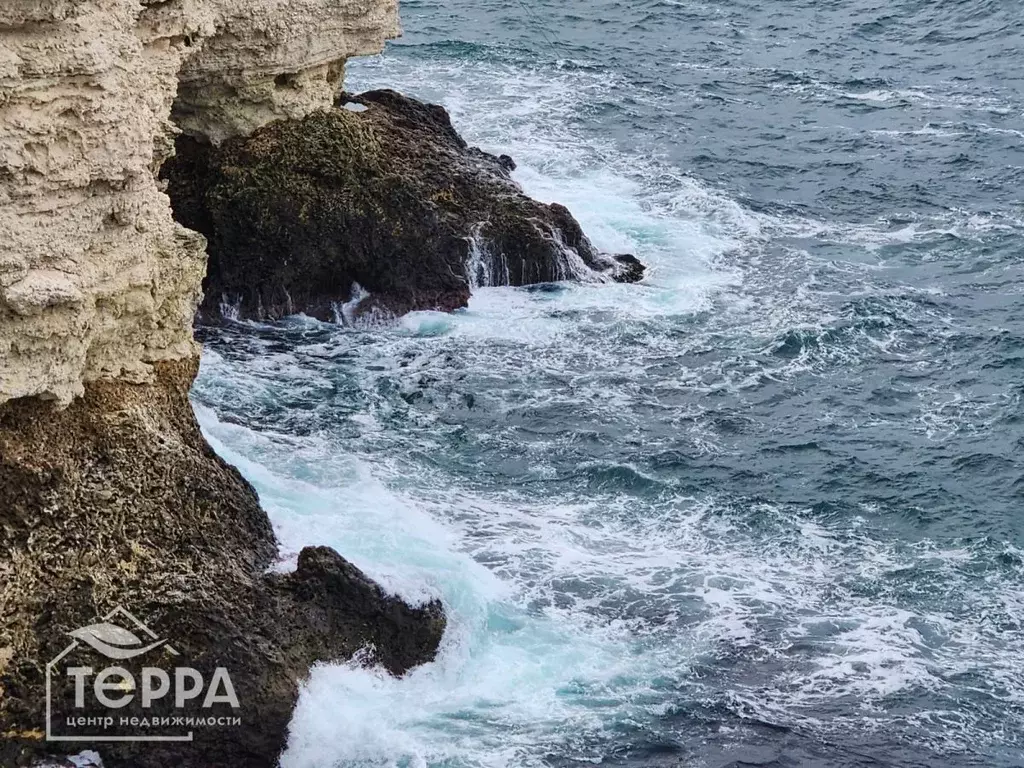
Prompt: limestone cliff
<box><xmin>0</xmin><ymin>2</ymin><xmax>443</xmax><ymax>767</ymax></box>
<box><xmin>0</xmin><ymin>0</ymin><xmax>208</xmax><ymax>405</ymax></box>
<box><xmin>174</xmin><ymin>0</ymin><xmax>401</xmax><ymax>143</ymax></box>
<box><xmin>0</xmin><ymin>0</ymin><xmax>398</xmax><ymax>405</ymax></box>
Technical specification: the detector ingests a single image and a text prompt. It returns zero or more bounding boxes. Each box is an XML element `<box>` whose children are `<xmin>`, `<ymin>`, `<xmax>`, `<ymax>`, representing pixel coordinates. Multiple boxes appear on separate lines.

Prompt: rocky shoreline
<box><xmin>0</xmin><ymin>359</ymin><xmax>444</xmax><ymax>767</ymax></box>
<box><xmin>0</xmin><ymin>0</ymin><xmax>643</xmax><ymax>765</ymax></box>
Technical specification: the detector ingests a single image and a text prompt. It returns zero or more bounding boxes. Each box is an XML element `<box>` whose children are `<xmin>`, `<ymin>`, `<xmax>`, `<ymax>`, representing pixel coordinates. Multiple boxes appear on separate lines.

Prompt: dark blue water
<box><xmin>192</xmin><ymin>1</ymin><xmax>1024</xmax><ymax>765</ymax></box>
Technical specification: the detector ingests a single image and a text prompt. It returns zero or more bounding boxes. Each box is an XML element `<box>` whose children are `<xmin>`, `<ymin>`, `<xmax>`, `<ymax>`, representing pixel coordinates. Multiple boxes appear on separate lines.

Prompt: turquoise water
<box><xmin>193</xmin><ymin>1</ymin><xmax>1024</xmax><ymax>765</ymax></box>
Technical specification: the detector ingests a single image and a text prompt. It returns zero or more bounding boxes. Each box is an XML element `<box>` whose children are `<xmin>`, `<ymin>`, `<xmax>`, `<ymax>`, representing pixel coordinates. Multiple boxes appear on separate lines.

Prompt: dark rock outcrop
<box><xmin>162</xmin><ymin>89</ymin><xmax>645</xmax><ymax>321</ymax></box>
<box><xmin>0</xmin><ymin>359</ymin><xmax>445</xmax><ymax>767</ymax></box>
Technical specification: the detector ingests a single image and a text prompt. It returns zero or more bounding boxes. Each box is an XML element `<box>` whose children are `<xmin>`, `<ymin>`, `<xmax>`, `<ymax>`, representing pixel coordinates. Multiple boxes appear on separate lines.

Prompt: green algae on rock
<box><xmin>162</xmin><ymin>89</ymin><xmax>646</xmax><ymax>321</ymax></box>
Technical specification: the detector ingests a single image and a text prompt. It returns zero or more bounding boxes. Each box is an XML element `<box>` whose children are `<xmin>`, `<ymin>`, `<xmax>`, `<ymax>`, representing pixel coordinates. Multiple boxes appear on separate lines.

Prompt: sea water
<box><xmin>192</xmin><ymin>1</ymin><xmax>1024</xmax><ymax>765</ymax></box>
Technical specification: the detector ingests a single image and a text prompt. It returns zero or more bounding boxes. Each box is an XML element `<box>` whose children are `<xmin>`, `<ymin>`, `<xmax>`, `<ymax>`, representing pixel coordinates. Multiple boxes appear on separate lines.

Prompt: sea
<box><xmin>190</xmin><ymin>1</ymin><xmax>1024</xmax><ymax>765</ymax></box>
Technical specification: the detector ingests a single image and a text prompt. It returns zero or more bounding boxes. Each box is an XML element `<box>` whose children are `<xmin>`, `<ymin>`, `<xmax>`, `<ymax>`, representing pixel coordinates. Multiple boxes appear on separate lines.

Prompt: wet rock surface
<box><xmin>0</xmin><ymin>360</ymin><xmax>445</xmax><ymax>768</ymax></box>
<box><xmin>162</xmin><ymin>89</ymin><xmax>646</xmax><ymax>321</ymax></box>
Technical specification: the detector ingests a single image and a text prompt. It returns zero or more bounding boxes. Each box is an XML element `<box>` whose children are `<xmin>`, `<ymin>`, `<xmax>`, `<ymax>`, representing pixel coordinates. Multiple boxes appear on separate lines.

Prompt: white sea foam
<box><xmin>197</xmin><ymin>245</ymin><xmax>1010</xmax><ymax>766</ymax></box>
<box><xmin>184</xmin><ymin>38</ymin><xmax>1024</xmax><ymax>768</ymax></box>
<box><xmin>196</xmin><ymin>362</ymin><xmax>1024</xmax><ymax>765</ymax></box>
<box><xmin>196</xmin><ymin>294</ymin><xmax>1024</xmax><ymax>763</ymax></box>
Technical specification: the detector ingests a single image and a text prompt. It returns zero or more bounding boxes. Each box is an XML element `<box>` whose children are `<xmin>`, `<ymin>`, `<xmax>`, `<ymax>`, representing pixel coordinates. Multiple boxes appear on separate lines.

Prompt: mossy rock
<box><xmin>162</xmin><ymin>89</ymin><xmax>645</xmax><ymax>321</ymax></box>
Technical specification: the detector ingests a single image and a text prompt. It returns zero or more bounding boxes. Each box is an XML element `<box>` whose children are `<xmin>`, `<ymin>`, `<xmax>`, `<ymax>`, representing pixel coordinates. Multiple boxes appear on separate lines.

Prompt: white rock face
<box><xmin>0</xmin><ymin>0</ymin><xmax>398</xmax><ymax>405</ymax></box>
<box><xmin>175</xmin><ymin>0</ymin><xmax>401</xmax><ymax>143</ymax></box>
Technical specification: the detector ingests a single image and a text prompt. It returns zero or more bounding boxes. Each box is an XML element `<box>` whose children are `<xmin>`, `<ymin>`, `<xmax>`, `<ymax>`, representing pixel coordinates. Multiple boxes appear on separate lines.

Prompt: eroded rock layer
<box><xmin>0</xmin><ymin>0</ymin><xmax>399</xmax><ymax>405</ymax></box>
<box><xmin>174</xmin><ymin>0</ymin><xmax>401</xmax><ymax>143</ymax></box>
<box><xmin>162</xmin><ymin>89</ymin><xmax>646</xmax><ymax>321</ymax></box>
<box><xmin>0</xmin><ymin>0</ymin><xmax>209</xmax><ymax>405</ymax></box>
<box><xmin>0</xmin><ymin>359</ymin><xmax>445</xmax><ymax>767</ymax></box>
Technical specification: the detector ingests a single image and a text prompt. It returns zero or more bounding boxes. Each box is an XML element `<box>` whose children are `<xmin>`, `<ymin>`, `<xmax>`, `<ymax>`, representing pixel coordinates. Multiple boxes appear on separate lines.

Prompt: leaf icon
<box><xmin>73</xmin><ymin>623</ymin><xmax>141</xmax><ymax>647</ymax></box>
<box><xmin>69</xmin><ymin>623</ymin><xmax>164</xmax><ymax>659</ymax></box>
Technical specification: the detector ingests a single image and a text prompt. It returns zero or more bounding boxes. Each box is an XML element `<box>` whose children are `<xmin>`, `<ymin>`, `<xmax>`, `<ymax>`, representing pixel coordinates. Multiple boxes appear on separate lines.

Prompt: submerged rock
<box><xmin>162</xmin><ymin>89</ymin><xmax>645</xmax><ymax>321</ymax></box>
<box><xmin>0</xmin><ymin>360</ymin><xmax>445</xmax><ymax>768</ymax></box>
